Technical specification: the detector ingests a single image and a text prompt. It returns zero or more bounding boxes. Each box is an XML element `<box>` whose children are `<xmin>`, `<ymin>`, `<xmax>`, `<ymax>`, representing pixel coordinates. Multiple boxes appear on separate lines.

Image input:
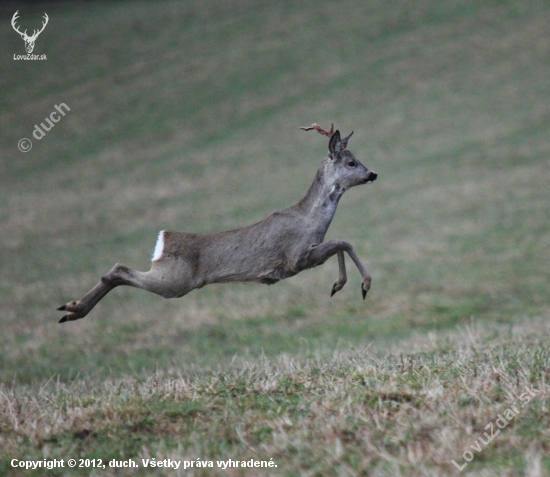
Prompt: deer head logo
<box><xmin>11</xmin><ymin>11</ymin><xmax>49</xmax><ymax>54</ymax></box>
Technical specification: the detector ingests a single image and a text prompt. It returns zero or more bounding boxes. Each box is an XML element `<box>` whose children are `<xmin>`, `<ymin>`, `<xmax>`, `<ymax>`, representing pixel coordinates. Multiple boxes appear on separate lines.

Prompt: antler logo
<box><xmin>11</xmin><ymin>10</ymin><xmax>49</xmax><ymax>54</ymax></box>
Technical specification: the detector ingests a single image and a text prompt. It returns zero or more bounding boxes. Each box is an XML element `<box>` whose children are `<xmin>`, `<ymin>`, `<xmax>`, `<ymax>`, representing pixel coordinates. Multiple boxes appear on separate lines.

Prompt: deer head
<box><xmin>11</xmin><ymin>11</ymin><xmax>49</xmax><ymax>54</ymax></box>
<box><xmin>300</xmin><ymin>123</ymin><xmax>377</xmax><ymax>190</ymax></box>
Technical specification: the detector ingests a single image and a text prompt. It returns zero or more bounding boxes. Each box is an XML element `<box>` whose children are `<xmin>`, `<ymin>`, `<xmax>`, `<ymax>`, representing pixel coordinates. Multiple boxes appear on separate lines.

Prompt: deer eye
<box><xmin>347</xmin><ymin>161</ymin><xmax>356</xmax><ymax>167</ymax></box>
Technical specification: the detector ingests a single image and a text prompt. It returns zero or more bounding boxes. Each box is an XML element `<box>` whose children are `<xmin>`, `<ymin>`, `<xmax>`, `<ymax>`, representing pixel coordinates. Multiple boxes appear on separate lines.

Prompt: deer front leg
<box><xmin>330</xmin><ymin>250</ymin><xmax>347</xmax><ymax>297</ymax></box>
<box><xmin>298</xmin><ymin>240</ymin><xmax>371</xmax><ymax>299</ymax></box>
<box><xmin>349</xmin><ymin>247</ymin><xmax>372</xmax><ymax>299</ymax></box>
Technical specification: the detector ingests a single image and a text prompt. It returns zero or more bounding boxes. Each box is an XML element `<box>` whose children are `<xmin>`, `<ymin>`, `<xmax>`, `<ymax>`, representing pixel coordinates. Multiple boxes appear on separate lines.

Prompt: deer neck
<box><xmin>296</xmin><ymin>166</ymin><xmax>344</xmax><ymax>232</ymax></box>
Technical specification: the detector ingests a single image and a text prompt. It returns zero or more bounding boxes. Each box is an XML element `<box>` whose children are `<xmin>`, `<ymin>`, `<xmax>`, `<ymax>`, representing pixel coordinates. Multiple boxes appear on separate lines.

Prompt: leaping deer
<box><xmin>57</xmin><ymin>125</ymin><xmax>378</xmax><ymax>323</ymax></box>
<box><xmin>11</xmin><ymin>11</ymin><xmax>49</xmax><ymax>54</ymax></box>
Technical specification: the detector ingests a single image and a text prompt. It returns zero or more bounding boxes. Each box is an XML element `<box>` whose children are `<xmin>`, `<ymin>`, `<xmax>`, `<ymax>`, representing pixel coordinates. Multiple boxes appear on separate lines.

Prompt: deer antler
<box><xmin>30</xmin><ymin>13</ymin><xmax>49</xmax><ymax>40</ymax></box>
<box><xmin>11</xmin><ymin>11</ymin><xmax>48</xmax><ymax>40</ymax></box>
<box><xmin>299</xmin><ymin>123</ymin><xmax>335</xmax><ymax>138</ymax></box>
<box><xmin>11</xmin><ymin>11</ymin><xmax>28</xmax><ymax>38</ymax></box>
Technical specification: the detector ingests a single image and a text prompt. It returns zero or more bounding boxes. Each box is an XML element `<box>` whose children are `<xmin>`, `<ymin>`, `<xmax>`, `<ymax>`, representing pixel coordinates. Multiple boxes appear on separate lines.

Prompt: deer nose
<box><xmin>365</xmin><ymin>172</ymin><xmax>377</xmax><ymax>183</ymax></box>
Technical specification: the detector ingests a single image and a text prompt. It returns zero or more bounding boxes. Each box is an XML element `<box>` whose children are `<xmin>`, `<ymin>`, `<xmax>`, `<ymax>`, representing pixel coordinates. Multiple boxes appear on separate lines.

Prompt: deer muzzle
<box><xmin>364</xmin><ymin>172</ymin><xmax>377</xmax><ymax>184</ymax></box>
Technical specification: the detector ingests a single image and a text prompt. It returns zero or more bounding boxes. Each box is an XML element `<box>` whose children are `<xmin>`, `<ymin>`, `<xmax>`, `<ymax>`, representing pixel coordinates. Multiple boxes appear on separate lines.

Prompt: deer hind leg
<box><xmin>57</xmin><ymin>262</ymin><xmax>185</xmax><ymax>323</ymax></box>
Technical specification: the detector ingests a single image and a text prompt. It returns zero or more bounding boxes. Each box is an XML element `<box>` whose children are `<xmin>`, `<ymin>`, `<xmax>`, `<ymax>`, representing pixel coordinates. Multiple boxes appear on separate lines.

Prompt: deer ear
<box><xmin>328</xmin><ymin>130</ymin><xmax>342</xmax><ymax>157</ymax></box>
<box><xmin>341</xmin><ymin>131</ymin><xmax>354</xmax><ymax>148</ymax></box>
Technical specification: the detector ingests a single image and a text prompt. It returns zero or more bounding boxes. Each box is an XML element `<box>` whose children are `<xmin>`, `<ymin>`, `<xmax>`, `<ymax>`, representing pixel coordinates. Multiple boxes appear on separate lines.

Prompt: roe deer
<box><xmin>57</xmin><ymin>124</ymin><xmax>377</xmax><ymax>323</ymax></box>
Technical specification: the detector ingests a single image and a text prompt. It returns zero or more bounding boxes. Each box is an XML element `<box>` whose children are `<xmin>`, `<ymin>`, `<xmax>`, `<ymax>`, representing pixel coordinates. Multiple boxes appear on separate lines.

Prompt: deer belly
<box><xmin>257</xmin><ymin>265</ymin><xmax>297</xmax><ymax>284</ymax></box>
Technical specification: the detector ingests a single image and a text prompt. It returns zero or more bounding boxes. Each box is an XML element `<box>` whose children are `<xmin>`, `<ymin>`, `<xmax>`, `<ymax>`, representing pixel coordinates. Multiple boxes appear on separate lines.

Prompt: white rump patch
<box><xmin>152</xmin><ymin>230</ymin><xmax>165</xmax><ymax>261</ymax></box>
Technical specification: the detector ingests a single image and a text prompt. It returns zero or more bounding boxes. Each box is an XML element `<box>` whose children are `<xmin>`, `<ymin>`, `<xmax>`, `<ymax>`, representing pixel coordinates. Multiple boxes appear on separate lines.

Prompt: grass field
<box><xmin>1</xmin><ymin>0</ymin><xmax>550</xmax><ymax>475</ymax></box>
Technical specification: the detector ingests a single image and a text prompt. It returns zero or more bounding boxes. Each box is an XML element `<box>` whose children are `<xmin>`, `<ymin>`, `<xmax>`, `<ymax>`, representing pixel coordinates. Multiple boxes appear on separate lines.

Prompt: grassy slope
<box><xmin>1</xmin><ymin>0</ymin><xmax>550</xmax><ymax>474</ymax></box>
<box><xmin>2</xmin><ymin>320</ymin><xmax>550</xmax><ymax>476</ymax></box>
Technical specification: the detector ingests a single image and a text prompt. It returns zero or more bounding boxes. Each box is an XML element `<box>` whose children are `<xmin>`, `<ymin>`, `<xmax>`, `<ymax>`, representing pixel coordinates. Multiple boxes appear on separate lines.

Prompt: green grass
<box><xmin>1</xmin><ymin>0</ymin><xmax>550</xmax><ymax>474</ymax></box>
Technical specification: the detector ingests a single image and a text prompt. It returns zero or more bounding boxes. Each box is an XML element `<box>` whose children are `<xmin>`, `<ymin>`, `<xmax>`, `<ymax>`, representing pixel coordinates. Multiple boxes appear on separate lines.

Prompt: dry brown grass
<box><xmin>2</xmin><ymin>318</ymin><xmax>550</xmax><ymax>476</ymax></box>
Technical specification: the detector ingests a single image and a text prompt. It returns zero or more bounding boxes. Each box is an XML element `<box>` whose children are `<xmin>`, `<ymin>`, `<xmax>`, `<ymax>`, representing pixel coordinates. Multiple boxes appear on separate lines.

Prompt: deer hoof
<box><xmin>361</xmin><ymin>281</ymin><xmax>370</xmax><ymax>300</ymax></box>
<box><xmin>57</xmin><ymin>301</ymin><xmax>78</xmax><ymax>312</ymax></box>
<box><xmin>331</xmin><ymin>279</ymin><xmax>346</xmax><ymax>297</ymax></box>
<box><xmin>361</xmin><ymin>276</ymin><xmax>371</xmax><ymax>300</ymax></box>
<box><xmin>58</xmin><ymin>310</ymin><xmax>85</xmax><ymax>323</ymax></box>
